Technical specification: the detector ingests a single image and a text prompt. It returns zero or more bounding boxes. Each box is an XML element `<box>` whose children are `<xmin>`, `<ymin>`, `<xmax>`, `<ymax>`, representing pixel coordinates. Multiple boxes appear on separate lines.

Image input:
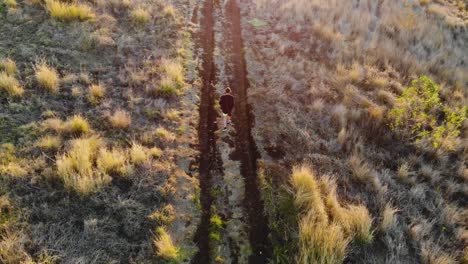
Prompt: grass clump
<box><xmin>2</xmin><ymin>0</ymin><xmax>17</xmax><ymax>9</ymax></box>
<box><xmin>0</xmin><ymin>162</ymin><xmax>28</xmax><ymax>178</ymax></box>
<box><xmin>291</xmin><ymin>165</ymin><xmax>373</xmax><ymax>263</ymax></box>
<box><xmin>153</xmin><ymin>59</ymin><xmax>185</xmax><ymax>98</ymax></box>
<box><xmin>130</xmin><ymin>7</ymin><xmax>151</xmax><ymax>24</ymax></box>
<box><xmin>389</xmin><ymin>76</ymin><xmax>467</xmax><ymax>151</ymax></box>
<box><xmin>64</xmin><ymin>115</ymin><xmax>90</xmax><ymax>135</ymax></box>
<box><xmin>155</xmin><ymin>127</ymin><xmax>176</xmax><ymax>143</ymax></box>
<box><xmin>154</xmin><ymin>227</ymin><xmax>179</xmax><ymax>260</ymax></box>
<box><xmin>88</xmin><ymin>84</ymin><xmax>105</xmax><ymax>104</ymax></box>
<box><xmin>0</xmin><ymin>58</ymin><xmax>17</xmax><ymax>75</ymax></box>
<box><xmin>45</xmin><ymin>0</ymin><xmax>95</xmax><ymax>22</ymax></box>
<box><xmin>0</xmin><ymin>73</ymin><xmax>24</xmax><ymax>97</ymax></box>
<box><xmin>109</xmin><ymin>110</ymin><xmax>131</xmax><ymax>129</ymax></box>
<box><xmin>37</xmin><ymin>135</ymin><xmax>62</xmax><ymax>151</ymax></box>
<box><xmin>96</xmin><ymin>148</ymin><xmax>129</xmax><ymax>176</ymax></box>
<box><xmin>56</xmin><ymin>137</ymin><xmax>110</xmax><ymax>195</ymax></box>
<box><xmin>35</xmin><ymin>62</ymin><xmax>59</xmax><ymax>93</ymax></box>
<box><xmin>130</xmin><ymin>143</ymin><xmax>148</xmax><ymax>165</ymax></box>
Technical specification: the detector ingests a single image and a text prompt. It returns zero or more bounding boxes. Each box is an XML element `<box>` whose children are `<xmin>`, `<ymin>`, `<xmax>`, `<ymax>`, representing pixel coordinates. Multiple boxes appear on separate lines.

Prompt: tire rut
<box><xmin>192</xmin><ymin>0</ymin><xmax>221</xmax><ymax>262</ymax></box>
<box><xmin>224</xmin><ymin>0</ymin><xmax>272</xmax><ymax>262</ymax></box>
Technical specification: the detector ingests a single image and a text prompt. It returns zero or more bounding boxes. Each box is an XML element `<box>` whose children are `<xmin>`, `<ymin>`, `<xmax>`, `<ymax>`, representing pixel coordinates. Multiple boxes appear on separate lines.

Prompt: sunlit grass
<box><xmin>154</xmin><ymin>227</ymin><xmax>179</xmax><ymax>260</ymax></box>
<box><xmin>45</xmin><ymin>0</ymin><xmax>95</xmax><ymax>22</ymax></box>
<box><xmin>109</xmin><ymin>110</ymin><xmax>131</xmax><ymax>129</ymax></box>
<box><xmin>0</xmin><ymin>58</ymin><xmax>17</xmax><ymax>75</ymax></box>
<box><xmin>0</xmin><ymin>73</ymin><xmax>24</xmax><ymax>97</ymax></box>
<box><xmin>35</xmin><ymin>62</ymin><xmax>59</xmax><ymax>93</ymax></box>
<box><xmin>130</xmin><ymin>7</ymin><xmax>151</xmax><ymax>24</ymax></box>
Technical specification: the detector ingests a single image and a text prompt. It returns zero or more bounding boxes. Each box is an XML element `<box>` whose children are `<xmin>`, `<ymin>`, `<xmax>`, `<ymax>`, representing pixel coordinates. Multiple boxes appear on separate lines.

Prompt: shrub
<box><xmin>0</xmin><ymin>73</ymin><xmax>24</xmax><ymax>97</ymax></box>
<box><xmin>109</xmin><ymin>110</ymin><xmax>131</xmax><ymax>129</ymax></box>
<box><xmin>35</xmin><ymin>62</ymin><xmax>59</xmax><ymax>93</ymax></box>
<box><xmin>64</xmin><ymin>115</ymin><xmax>90</xmax><ymax>135</ymax></box>
<box><xmin>130</xmin><ymin>7</ymin><xmax>151</xmax><ymax>24</ymax></box>
<box><xmin>389</xmin><ymin>76</ymin><xmax>467</xmax><ymax>151</ymax></box>
<box><xmin>154</xmin><ymin>227</ymin><xmax>179</xmax><ymax>260</ymax></box>
<box><xmin>44</xmin><ymin>0</ymin><xmax>95</xmax><ymax>22</ymax></box>
<box><xmin>56</xmin><ymin>137</ymin><xmax>110</xmax><ymax>195</ymax></box>
<box><xmin>0</xmin><ymin>58</ymin><xmax>17</xmax><ymax>75</ymax></box>
<box><xmin>130</xmin><ymin>143</ymin><xmax>148</xmax><ymax>165</ymax></box>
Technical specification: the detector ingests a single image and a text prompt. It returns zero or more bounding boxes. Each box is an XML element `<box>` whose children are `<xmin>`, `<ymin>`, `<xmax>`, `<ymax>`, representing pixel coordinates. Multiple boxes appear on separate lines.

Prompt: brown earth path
<box><xmin>192</xmin><ymin>0</ymin><xmax>271</xmax><ymax>262</ymax></box>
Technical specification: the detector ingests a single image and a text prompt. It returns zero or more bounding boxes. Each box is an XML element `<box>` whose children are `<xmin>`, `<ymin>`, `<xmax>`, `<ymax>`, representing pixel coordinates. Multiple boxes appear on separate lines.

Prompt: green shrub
<box><xmin>389</xmin><ymin>75</ymin><xmax>466</xmax><ymax>151</ymax></box>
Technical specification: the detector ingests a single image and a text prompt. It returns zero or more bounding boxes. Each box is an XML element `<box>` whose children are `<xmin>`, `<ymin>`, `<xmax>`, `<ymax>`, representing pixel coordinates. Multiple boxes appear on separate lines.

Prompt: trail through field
<box><xmin>192</xmin><ymin>0</ymin><xmax>271</xmax><ymax>263</ymax></box>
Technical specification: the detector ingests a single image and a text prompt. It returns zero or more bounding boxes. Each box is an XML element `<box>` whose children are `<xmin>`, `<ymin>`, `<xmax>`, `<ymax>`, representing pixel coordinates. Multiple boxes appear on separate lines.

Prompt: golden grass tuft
<box><xmin>0</xmin><ymin>58</ymin><xmax>17</xmax><ymax>75</ymax></box>
<box><xmin>291</xmin><ymin>165</ymin><xmax>374</xmax><ymax>263</ymax></box>
<box><xmin>109</xmin><ymin>110</ymin><xmax>131</xmax><ymax>129</ymax></box>
<box><xmin>3</xmin><ymin>0</ymin><xmax>17</xmax><ymax>8</ymax></box>
<box><xmin>130</xmin><ymin>143</ymin><xmax>148</xmax><ymax>165</ymax></box>
<box><xmin>45</xmin><ymin>0</ymin><xmax>95</xmax><ymax>22</ymax></box>
<box><xmin>36</xmin><ymin>135</ymin><xmax>62</xmax><ymax>151</ymax></box>
<box><xmin>0</xmin><ymin>162</ymin><xmax>28</xmax><ymax>178</ymax></box>
<box><xmin>161</xmin><ymin>59</ymin><xmax>184</xmax><ymax>87</ymax></box>
<box><xmin>88</xmin><ymin>84</ymin><xmax>105</xmax><ymax>103</ymax></box>
<box><xmin>96</xmin><ymin>148</ymin><xmax>129</xmax><ymax>175</ymax></box>
<box><xmin>0</xmin><ymin>72</ymin><xmax>24</xmax><ymax>97</ymax></box>
<box><xmin>35</xmin><ymin>62</ymin><xmax>59</xmax><ymax>93</ymax></box>
<box><xmin>64</xmin><ymin>115</ymin><xmax>91</xmax><ymax>135</ymax></box>
<box><xmin>348</xmin><ymin>153</ymin><xmax>374</xmax><ymax>183</ymax></box>
<box><xmin>154</xmin><ymin>227</ymin><xmax>179</xmax><ymax>260</ymax></box>
<box><xmin>130</xmin><ymin>7</ymin><xmax>151</xmax><ymax>24</ymax></box>
<box><xmin>56</xmin><ymin>137</ymin><xmax>110</xmax><ymax>195</ymax></box>
<box><xmin>155</xmin><ymin>127</ymin><xmax>176</xmax><ymax>143</ymax></box>
<box><xmin>380</xmin><ymin>203</ymin><xmax>397</xmax><ymax>232</ymax></box>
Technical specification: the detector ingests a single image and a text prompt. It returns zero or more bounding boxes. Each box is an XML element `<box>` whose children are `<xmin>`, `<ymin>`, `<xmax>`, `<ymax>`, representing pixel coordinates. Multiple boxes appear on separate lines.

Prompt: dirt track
<box><xmin>192</xmin><ymin>0</ymin><xmax>271</xmax><ymax>263</ymax></box>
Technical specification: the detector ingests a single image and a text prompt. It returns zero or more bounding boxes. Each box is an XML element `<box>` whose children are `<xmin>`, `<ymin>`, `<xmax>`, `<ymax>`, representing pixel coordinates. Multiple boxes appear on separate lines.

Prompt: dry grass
<box><xmin>36</xmin><ymin>135</ymin><xmax>62</xmax><ymax>151</ymax></box>
<box><xmin>380</xmin><ymin>203</ymin><xmax>397</xmax><ymax>232</ymax></box>
<box><xmin>291</xmin><ymin>165</ymin><xmax>373</xmax><ymax>263</ymax></box>
<box><xmin>130</xmin><ymin>7</ymin><xmax>151</xmax><ymax>24</ymax></box>
<box><xmin>44</xmin><ymin>0</ymin><xmax>95</xmax><ymax>22</ymax></box>
<box><xmin>88</xmin><ymin>84</ymin><xmax>105</xmax><ymax>103</ymax></box>
<box><xmin>0</xmin><ymin>162</ymin><xmax>28</xmax><ymax>177</ymax></box>
<box><xmin>154</xmin><ymin>227</ymin><xmax>179</xmax><ymax>260</ymax></box>
<box><xmin>2</xmin><ymin>0</ymin><xmax>17</xmax><ymax>9</ymax></box>
<box><xmin>109</xmin><ymin>110</ymin><xmax>131</xmax><ymax>129</ymax></box>
<box><xmin>56</xmin><ymin>137</ymin><xmax>110</xmax><ymax>195</ymax></box>
<box><xmin>64</xmin><ymin>115</ymin><xmax>91</xmax><ymax>135</ymax></box>
<box><xmin>0</xmin><ymin>58</ymin><xmax>17</xmax><ymax>75</ymax></box>
<box><xmin>130</xmin><ymin>143</ymin><xmax>148</xmax><ymax>165</ymax></box>
<box><xmin>96</xmin><ymin>148</ymin><xmax>129</xmax><ymax>176</ymax></box>
<box><xmin>155</xmin><ymin>127</ymin><xmax>176</xmax><ymax>143</ymax></box>
<box><xmin>35</xmin><ymin>62</ymin><xmax>59</xmax><ymax>93</ymax></box>
<box><xmin>348</xmin><ymin>153</ymin><xmax>374</xmax><ymax>183</ymax></box>
<box><xmin>0</xmin><ymin>72</ymin><xmax>24</xmax><ymax>97</ymax></box>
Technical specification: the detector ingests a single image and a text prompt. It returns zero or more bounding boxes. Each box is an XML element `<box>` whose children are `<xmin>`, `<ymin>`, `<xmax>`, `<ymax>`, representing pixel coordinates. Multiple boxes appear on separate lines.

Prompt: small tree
<box><xmin>389</xmin><ymin>75</ymin><xmax>466</xmax><ymax>151</ymax></box>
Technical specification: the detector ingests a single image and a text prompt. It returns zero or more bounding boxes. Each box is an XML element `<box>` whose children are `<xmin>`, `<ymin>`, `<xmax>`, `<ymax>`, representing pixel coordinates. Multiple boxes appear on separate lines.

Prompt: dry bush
<box><xmin>130</xmin><ymin>143</ymin><xmax>148</xmax><ymax>165</ymax></box>
<box><xmin>64</xmin><ymin>115</ymin><xmax>91</xmax><ymax>135</ymax></box>
<box><xmin>0</xmin><ymin>58</ymin><xmax>17</xmax><ymax>75</ymax></box>
<box><xmin>36</xmin><ymin>135</ymin><xmax>61</xmax><ymax>151</ymax></box>
<box><xmin>0</xmin><ymin>231</ymin><xmax>33</xmax><ymax>264</ymax></box>
<box><xmin>348</xmin><ymin>153</ymin><xmax>375</xmax><ymax>183</ymax></box>
<box><xmin>130</xmin><ymin>7</ymin><xmax>151</xmax><ymax>24</ymax></box>
<box><xmin>44</xmin><ymin>0</ymin><xmax>95</xmax><ymax>22</ymax></box>
<box><xmin>291</xmin><ymin>165</ymin><xmax>373</xmax><ymax>263</ymax></box>
<box><xmin>35</xmin><ymin>62</ymin><xmax>59</xmax><ymax>93</ymax></box>
<box><xmin>56</xmin><ymin>137</ymin><xmax>110</xmax><ymax>195</ymax></box>
<box><xmin>155</xmin><ymin>127</ymin><xmax>176</xmax><ymax>143</ymax></box>
<box><xmin>380</xmin><ymin>203</ymin><xmax>397</xmax><ymax>232</ymax></box>
<box><xmin>88</xmin><ymin>84</ymin><xmax>105</xmax><ymax>103</ymax></box>
<box><xmin>0</xmin><ymin>73</ymin><xmax>24</xmax><ymax>97</ymax></box>
<box><xmin>0</xmin><ymin>162</ymin><xmax>28</xmax><ymax>178</ymax></box>
<box><xmin>96</xmin><ymin>148</ymin><xmax>129</xmax><ymax>176</ymax></box>
<box><xmin>154</xmin><ymin>227</ymin><xmax>179</xmax><ymax>260</ymax></box>
<box><xmin>109</xmin><ymin>110</ymin><xmax>131</xmax><ymax>129</ymax></box>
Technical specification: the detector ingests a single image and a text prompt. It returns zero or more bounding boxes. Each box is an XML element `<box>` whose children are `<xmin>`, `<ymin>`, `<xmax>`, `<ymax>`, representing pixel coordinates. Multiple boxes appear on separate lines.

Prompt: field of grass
<box><xmin>0</xmin><ymin>0</ymin><xmax>199</xmax><ymax>262</ymax></box>
<box><xmin>242</xmin><ymin>0</ymin><xmax>467</xmax><ymax>263</ymax></box>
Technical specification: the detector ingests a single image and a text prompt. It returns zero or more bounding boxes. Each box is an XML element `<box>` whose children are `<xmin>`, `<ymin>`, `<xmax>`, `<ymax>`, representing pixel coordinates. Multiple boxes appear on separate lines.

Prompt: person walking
<box><xmin>219</xmin><ymin>87</ymin><xmax>234</xmax><ymax>131</ymax></box>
